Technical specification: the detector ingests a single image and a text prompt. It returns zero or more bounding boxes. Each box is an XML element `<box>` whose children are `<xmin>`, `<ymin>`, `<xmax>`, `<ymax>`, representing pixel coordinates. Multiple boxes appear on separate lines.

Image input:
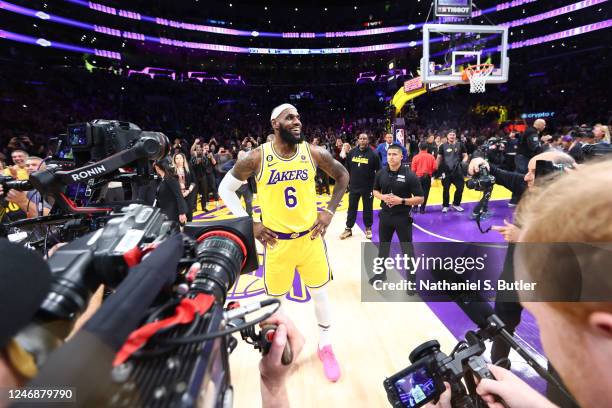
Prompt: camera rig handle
<box><xmin>29</xmin><ymin>137</ymin><xmax>166</xmax><ymax>214</ymax></box>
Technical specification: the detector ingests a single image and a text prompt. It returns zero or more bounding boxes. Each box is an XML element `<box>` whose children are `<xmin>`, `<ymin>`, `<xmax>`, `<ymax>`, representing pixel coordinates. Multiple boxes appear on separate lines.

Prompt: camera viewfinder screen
<box><xmin>393</xmin><ymin>365</ymin><xmax>437</xmax><ymax>407</ymax></box>
<box><xmin>68</xmin><ymin>124</ymin><xmax>89</xmax><ymax>146</ymax></box>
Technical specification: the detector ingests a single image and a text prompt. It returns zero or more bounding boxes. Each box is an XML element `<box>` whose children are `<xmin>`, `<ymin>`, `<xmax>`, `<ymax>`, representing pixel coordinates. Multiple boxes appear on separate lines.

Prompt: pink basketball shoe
<box><xmin>318</xmin><ymin>344</ymin><xmax>341</xmax><ymax>382</ymax></box>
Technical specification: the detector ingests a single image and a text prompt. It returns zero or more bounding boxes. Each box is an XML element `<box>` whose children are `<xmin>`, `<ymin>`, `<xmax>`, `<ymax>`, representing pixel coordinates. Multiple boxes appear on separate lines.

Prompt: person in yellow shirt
<box><xmin>3</xmin><ymin>150</ymin><xmax>29</xmax><ymax>180</ymax></box>
<box><xmin>219</xmin><ymin>104</ymin><xmax>349</xmax><ymax>382</ymax></box>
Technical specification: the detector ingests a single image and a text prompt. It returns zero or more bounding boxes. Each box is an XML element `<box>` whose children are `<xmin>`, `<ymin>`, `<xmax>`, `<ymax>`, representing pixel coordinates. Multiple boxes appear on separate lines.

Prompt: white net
<box><xmin>466</xmin><ymin>65</ymin><xmax>494</xmax><ymax>93</ymax></box>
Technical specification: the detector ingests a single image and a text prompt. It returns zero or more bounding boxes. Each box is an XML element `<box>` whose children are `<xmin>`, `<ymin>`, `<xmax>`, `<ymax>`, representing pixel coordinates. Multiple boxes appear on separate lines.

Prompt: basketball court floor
<box><xmin>193</xmin><ymin>181</ymin><xmax>546</xmax><ymax>407</ymax></box>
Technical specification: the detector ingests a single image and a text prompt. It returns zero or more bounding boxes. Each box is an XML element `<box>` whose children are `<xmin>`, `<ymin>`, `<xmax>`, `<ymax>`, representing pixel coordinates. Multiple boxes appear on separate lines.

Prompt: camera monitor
<box><xmin>67</xmin><ymin>122</ymin><xmax>92</xmax><ymax>149</ymax></box>
<box><xmin>385</xmin><ymin>362</ymin><xmax>444</xmax><ymax>407</ymax></box>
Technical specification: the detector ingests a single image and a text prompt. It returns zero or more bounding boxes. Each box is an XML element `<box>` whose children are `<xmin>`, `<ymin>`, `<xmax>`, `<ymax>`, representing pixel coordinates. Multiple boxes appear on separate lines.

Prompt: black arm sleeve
<box><xmin>490</xmin><ymin>164</ymin><xmax>527</xmax><ymax>199</ymax></box>
<box><xmin>167</xmin><ymin>177</ymin><xmax>188</xmax><ymax>215</ymax></box>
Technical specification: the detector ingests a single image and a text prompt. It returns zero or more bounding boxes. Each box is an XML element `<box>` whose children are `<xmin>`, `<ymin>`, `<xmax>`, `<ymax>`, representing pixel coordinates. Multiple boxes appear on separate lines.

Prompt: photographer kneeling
<box><xmin>426</xmin><ymin>159</ymin><xmax>612</xmax><ymax>408</ymax></box>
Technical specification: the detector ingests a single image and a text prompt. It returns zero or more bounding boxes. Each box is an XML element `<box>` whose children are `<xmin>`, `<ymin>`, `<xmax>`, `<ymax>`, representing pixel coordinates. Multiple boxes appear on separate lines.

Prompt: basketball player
<box><xmin>219</xmin><ymin>104</ymin><xmax>349</xmax><ymax>382</ymax></box>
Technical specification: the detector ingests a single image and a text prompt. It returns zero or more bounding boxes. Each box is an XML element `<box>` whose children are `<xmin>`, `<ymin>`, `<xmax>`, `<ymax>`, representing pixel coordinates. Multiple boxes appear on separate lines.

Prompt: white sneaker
<box><xmin>442</xmin><ymin>207</ymin><xmax>449</xmax><ymax>213</ymax></box>
<box><xmin>452</xmin><ymin>205</ymin><xmax>464</xmax><ymax>212</ymax></box>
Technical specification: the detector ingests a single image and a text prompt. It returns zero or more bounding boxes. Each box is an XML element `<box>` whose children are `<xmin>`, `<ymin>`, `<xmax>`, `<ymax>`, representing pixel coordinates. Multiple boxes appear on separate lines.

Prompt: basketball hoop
<box><xmin>462</xmin><ymin>63</ymin><xmax>494</xmax><ymax>93</ymax></box>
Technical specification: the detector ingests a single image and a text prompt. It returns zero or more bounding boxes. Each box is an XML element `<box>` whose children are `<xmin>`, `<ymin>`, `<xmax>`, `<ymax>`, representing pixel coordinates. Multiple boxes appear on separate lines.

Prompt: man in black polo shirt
<box><xmin>340</xmin><ymin>133</ymin><xmax>380</xmax><ymax>240</ymax></box>
<box><xmin>437</xmin><ymin>130</ymin><xmax>468</xmax><ymax>213</ymax></box>
<box><xmin>371</xmin><ymin>145</ymin><xmax>424</xmax><ymax>284</ymax></box>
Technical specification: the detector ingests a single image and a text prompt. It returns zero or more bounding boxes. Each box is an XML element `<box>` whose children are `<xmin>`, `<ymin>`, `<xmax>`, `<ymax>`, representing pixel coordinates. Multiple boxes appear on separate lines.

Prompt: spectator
<box><xmin>173</xmin><ymin>153</ymin><xmax>196</xmax><ymax>221</ymax></box>
<box><xmin>3</xmin><ymin>150</ymin><xmax>29</xmax><ymax>180</ymax></box>
<box><xmin>411</xmin><ymin>142</ymin><xmax>437</xmax><ymax>214</ymax></box>
<box><xmin>153</xmin><ymin>158</ymin><xmax>188</xmax><ymax>225</ymax></box>
<box><xmin>214</xmin><ymin>146</ymin><xmax>234</xmax><ymax>192</ymax></box>
<box><xmin>376</xmin><ymin>133</ymin><xmax>407</xmax><ymax>167</ymax></box>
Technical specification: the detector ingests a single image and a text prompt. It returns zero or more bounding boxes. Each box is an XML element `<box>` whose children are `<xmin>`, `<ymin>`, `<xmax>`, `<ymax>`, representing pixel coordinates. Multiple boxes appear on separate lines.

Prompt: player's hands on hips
<box><xmin>468</xmin><ymin>157</ymin><xmax>489</xmax><ymax>176</ymax></box>
<box><xmin>254</xmin><ymin>222</ymin><xmax>278</xmax><ymax>247</ymax></box>
<box><xmin>310</xmin><ymin>210</ymin><xmax>332</xmax><ymax>239</ymax></box>
<box><xmin>259</xmin><ymin>311</ymin><xmax>305</xmax><ymax>388</ymax></box>
<box><xmin>476</xmin><ymin>365</ymin><xmax>557</xmax><ymax>408</ymax></box>
<box><xmin>423</xmin><ymin>382</ymin><xmax>452</xmax><ymax>408</ymax></box>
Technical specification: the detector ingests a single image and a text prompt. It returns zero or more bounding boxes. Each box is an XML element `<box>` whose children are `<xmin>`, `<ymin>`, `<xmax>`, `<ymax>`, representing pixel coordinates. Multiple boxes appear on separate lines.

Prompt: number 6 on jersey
<box><xmin>284</xmin><ymin>186</ymin><xmax>297</xmax><ymax>208</ymax></box>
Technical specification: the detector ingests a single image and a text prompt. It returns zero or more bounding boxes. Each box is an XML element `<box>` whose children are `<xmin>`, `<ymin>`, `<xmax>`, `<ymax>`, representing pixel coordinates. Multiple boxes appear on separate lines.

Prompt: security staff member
<box><xmin>371</xmin><ymin>145</ymin><xmax>424</xmax><ymax>284</ymax></box>
<box><xmin>340</xmin><ymin>133</ymin><xmax>380</xmax><ymax>240</ymax></box>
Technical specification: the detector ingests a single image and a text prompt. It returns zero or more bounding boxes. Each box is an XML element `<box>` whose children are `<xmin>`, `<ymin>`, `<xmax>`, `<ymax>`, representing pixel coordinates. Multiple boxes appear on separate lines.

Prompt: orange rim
<box><xmin>461</xmin><ymin>63</ymin><xmax>494</xmax><ymax>81</ymax></box>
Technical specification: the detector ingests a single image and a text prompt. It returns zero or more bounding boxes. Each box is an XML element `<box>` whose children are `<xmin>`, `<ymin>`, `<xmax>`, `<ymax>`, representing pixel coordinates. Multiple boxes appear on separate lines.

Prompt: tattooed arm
<box><xmin>308</xmin><ymin>145</ymin><xmax>350</xmax><ymax>238</ymax></box>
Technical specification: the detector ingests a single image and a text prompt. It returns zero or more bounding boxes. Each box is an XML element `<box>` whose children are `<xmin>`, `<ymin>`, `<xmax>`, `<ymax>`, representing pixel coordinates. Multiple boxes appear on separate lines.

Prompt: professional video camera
<box><xmin>465</xmin><ymin>164</ymin><xmax>495</xmax><ymax>192</ymax></box>
<box><xmin>0</xmin><ymin>175</ymin><xmax>32</xmax><ymax>194</ymax></box>
<box><xmin>571</xmin><ymin>124</ymin><xmax>612</xmax><ymax>159</ymax></box>
<box><xmin>466</xmin><ymin>164</ymin><xmax>496</xmax><ymax>233</ymax></box>
<box><xmin>384</xmin><ymin>294</ymin><xmax>578</xmax><ymax>408</ymax></box>
<box><xmin>1</xmin><ymin>120</ymin><xmax>170</xmax><ymax>250</ymax></box>
<box><xmin>570</xmin><ymin>125</ymin><xmax>592</xmax><ymax>139</ymax></box>
<box><xmin>384</xmin><ymin>334</ymin><xmax>496</xmax><ymax>408</ymax></box>
<box><xmin>67</xmin><ymin>120</ymin><xmax>168</xmax><ymax>165</ymax></box>
<box><xmin>16</xmin><ymin>204</ymin><xmax>288</xmax><ymax>407</ymax></box>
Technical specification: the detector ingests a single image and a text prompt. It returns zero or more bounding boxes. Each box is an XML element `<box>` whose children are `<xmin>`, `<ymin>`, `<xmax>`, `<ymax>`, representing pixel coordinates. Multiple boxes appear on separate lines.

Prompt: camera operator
<box><xmin>428</xmin><ymin>159</ymin><xmax>612</xmax><ymax>408</ymax></box>
<box><xmin>468</xmin><ymin>150</ymin><xmax>576</xmax><ymax>406</ymax></box>
<box><xmin>437</xmin><ymin>130</ymin><xmax>468</xmax><ymax>213</ymax></box>
<box><xmin>582</xmin><ymin>124</ymin><xmax>612</xmax><ymax>159</ymax></box>
<box><xmin>258</xmin><ymin>311</ymin><xmax>305</xmax><ymax>408</ymax></box>
<box><xmin>515</xmin><ymin>119</ymin><xmax>545</xmax><ymax>174</ymax></box>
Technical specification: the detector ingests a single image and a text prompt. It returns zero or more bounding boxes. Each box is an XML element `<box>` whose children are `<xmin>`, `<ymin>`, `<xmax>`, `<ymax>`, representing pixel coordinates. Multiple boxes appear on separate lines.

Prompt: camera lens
<box><xmin>192</xmin><ymin>235</ymin><xmax>244</xmax><ymax>303</ymax></box>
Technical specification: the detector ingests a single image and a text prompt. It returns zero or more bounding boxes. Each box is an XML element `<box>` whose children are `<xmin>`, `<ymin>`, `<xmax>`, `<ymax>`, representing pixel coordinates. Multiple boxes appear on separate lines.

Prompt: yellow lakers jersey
<box><xmin>255</xmin><ymin>141</ymin><xmax>318</xmax><ymax>233</ymax></box>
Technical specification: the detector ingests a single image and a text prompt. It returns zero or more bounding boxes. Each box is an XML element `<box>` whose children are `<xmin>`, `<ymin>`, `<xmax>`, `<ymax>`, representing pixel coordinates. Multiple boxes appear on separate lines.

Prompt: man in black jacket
<box><xmin>515</xmin><ymin>119</ymin><xmax>545</xmax><ymax>174</ymax></box>
<box><xmin>340</xmin><ymin>133</ymin><xmax>380</xmax><ymax>240</ymax></box>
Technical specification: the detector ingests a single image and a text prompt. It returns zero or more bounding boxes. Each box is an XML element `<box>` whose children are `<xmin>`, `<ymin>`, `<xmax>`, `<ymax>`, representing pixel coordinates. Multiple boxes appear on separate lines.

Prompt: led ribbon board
<box><xmin>62</xmin><ymin>0</ymin><xmax>536</xmax><ymax>39</ymax></box>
